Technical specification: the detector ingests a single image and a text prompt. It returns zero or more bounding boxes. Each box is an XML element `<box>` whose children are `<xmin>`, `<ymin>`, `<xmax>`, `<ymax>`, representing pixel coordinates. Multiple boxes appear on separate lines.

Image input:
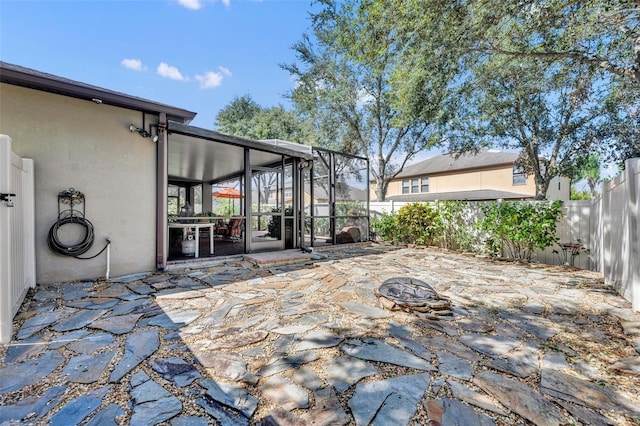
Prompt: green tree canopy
<box><xmin>444</xmin><ymin>55</ymin><xmax>617</xmax><ymax>199</ymax></box>
<box><xmin>283</xmin><ymin>0</ymin><xmax>453</xmax><ymax>201</ymax></box>
<box><xmin>391</xmin><ymin>0</ymin><xmax>639</xmax><ymax>84</ymax></box>
<box><xmin>465</xmin><ymin>0</ymin><xmax>640</xmax><ymax>84</ymax></box>
<box><xmin>214</xmin><ymin>95</ymin><xmax>311</xmax><ymax>144</ymax></box>
<box><xmin>214</xmin><ymin>95</ymin><xmax>262</xmax><ymax>137</ymax></box>
<box><xmin>574</xmin><ymin>154</ymin><xmax>602</xmax><ymax>196</ymax></box>
<box><xmin>374</xmin><ymin>0</ymin><xmax>639</xmax><ymax>196</ymax></box>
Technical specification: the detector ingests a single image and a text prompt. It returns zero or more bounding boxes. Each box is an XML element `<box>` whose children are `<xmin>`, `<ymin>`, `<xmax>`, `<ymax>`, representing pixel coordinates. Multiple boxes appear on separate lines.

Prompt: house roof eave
<box><xmin>0</xmin><ymin>61</ymin><xmax>197</xmax><ymax>123</ymax></box>
<box><xmin>387</xmin><ymin>189</ymin><xmax>534</xmax><ymax>202</ymax></box>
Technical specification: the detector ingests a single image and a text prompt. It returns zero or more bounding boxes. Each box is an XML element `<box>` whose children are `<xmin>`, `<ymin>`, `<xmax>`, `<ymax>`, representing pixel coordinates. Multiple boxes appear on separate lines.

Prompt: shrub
<box><xmin>396</xmin><ymin>203</ymin><xmax>441</xmax><ymax>246</ymax></box>
<box><xmin>477</xmin><ymin>200</ymin><xmax>563</xmax><ymax>260</ymax></box>
<box><xmin>371</xmin><ymin>214</ymin><xmax>401</xmax><ymax>242</ymax></box>
<box><xmin>570</xmin><ymin>187</ymin><xmax>591</xmax><ymax>200</ymax></box>
<box><xmin>372</xmin><ymin>201</ymin><xmax>475</xmax><ymax>248</ymax></box>
<box><xmin>434</xmin><ymin>201</ymin><xmax>475</xmax><ymax>251</ymax></box>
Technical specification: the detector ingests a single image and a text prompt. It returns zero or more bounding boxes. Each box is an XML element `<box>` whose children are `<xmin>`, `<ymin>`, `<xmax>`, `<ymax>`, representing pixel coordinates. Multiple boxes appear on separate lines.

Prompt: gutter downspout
<box><xmin>156</xmin><ymin>113</ymin><xmax>168</xmax><ymax>270</ymax></box>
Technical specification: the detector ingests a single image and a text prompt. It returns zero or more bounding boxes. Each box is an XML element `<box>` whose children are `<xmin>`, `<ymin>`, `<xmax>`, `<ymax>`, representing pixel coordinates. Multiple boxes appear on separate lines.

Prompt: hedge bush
<box><xmin>372</xmin><ymin>200</ymin><xmax>563</xmax><ymax>261</ymax></box>
<box><xmin>478</xmin><ymin>200</ymin><xmax>563</xmax><ymax>260</ymax></box>
<box><xmin>396</xmin><ymin>202</ymin><xmax>441</xmax><ymax>246</ymax></box>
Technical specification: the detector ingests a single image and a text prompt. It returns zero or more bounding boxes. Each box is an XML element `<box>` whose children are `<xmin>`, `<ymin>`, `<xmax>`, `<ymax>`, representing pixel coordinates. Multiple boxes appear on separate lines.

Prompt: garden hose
<box><xmin>47</xmin><ymin>214</ymin><xmax>110</xmax><ymax>259</ymax></box>
<box><xmin>48</xmin><ymin>188</ymin><xmax>110</xmax><ymax>260</ymax></box>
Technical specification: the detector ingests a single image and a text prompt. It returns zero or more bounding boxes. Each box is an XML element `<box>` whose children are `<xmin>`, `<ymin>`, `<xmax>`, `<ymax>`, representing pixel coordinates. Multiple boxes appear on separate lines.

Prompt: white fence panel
<box><xmin>0</xmin><ymin>135</ymin><xmax>36</xmax><ymax>343</ymax></box>
<box><xmin>370</xmin><ymin>201</ymin><xmax>410</xmax><ymax>216</ymax></box>
<box><xmin>605</xmin><ymin>158</ymin><xmax>640</xmax><ymax>311</ymax></box>
<box><xmin>535</xmin><ymin>201</ymin><xmax>592</xmax><ymax>269</ymax></box>
<box><xmin>632</xmin><ymin>160</ymin><xmax>640</xmax><ymax>311</ymax></box>
<box><xmin>589</xmin><ymin>195</ymin><xmax>604</xmax><ymax>274</ymax></box>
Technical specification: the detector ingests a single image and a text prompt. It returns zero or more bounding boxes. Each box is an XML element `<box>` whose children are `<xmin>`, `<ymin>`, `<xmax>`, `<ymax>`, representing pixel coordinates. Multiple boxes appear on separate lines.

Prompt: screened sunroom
<box><xmin>162</xmin><ymin>122</ymin><xmax>369</xmax><ymax>265</ymax></box>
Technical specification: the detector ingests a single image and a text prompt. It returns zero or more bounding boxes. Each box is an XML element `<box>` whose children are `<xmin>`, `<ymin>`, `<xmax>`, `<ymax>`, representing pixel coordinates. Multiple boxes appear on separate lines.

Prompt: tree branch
<box><xmin>485</xmin><ymin>46</ymin><xmax>640</xmax><ymax>83</ymax></box>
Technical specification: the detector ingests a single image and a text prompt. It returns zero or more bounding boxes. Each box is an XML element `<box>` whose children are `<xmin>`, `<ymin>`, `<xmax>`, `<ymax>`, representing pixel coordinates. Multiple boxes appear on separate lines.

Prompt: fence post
<box><xmin>0</xmin><ymin>135</ymin><xmax>13</xmax><ymax>343</ymax></box>
<box><xmin>22</xmin><ymin>158</ymin><xmax>36</xmax><ymax>289</ymax></box>
<box><xmin>625</xmin><ymin>158</ymin><xmax>640</xmax><ymax>312</ymax></box>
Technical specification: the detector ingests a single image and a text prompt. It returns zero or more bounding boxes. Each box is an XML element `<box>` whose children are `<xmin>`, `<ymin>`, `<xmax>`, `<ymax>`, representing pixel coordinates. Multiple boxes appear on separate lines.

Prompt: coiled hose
<box><xmin>48</xmin><ymin>215</ymin><xmax>109</xmax><ymax>259</ymax></box>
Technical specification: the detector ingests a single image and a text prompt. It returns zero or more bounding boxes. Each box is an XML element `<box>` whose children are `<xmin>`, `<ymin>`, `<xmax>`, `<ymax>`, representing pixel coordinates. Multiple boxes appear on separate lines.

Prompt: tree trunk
<box><xmin>375</xmin><ymin>175</ymin><xmax>386</xmax><ymax>201</ymax></box>
<box><xmin>588</xmin><ymin>178</ymin><xmax>598</xmax><ymax>196</ymax></box>
<box><xmin>534</xmin><ymin>176</ymin><xmax>551</xmax><ymax>200</ymax></box>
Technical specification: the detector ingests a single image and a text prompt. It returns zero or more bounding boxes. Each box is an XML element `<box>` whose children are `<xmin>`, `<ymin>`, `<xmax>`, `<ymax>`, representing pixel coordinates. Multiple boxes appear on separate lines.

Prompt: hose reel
<box><xmin>47</xmin><ymin>188</ymin><xmax>109</xmax><ymax>259</ymax></box>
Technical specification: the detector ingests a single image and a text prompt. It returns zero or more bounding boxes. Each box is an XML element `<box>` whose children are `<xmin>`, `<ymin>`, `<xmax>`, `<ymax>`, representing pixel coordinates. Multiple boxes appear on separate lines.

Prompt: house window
<box><xmin>513</xmin><ymin>166</ymin><xmax>526</xmax><ymax>185</ymax></box>
<box><xmin>411</xmin><ymin>178</ymin><xmax>419</xmax><ymax>193</ymax></box>
<box><xmin>421</xmin><ymin>177</ymin><xmax>429</xmax><ymax>192</ymax></box>
<box><xmin>402</xmin><ymin>180</ymin><xmax>410</xmax><ymax>194</ymax></box>
<box><xmin>402</xmin><ymin>177</ymin><xmax>429</xmax><ymax>193</ymax></box>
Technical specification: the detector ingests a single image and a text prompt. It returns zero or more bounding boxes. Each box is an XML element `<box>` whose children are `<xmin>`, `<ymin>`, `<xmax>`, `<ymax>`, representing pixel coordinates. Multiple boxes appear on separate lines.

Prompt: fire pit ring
<box><xmin>374</xmin><ymin>277</ymin><xmax>452</xmax><ymax>316</ymax></box>
<box><xmin>377</xmin><ymin>277</ymin><xmax>440</xmax><ymax>305</ymax></box>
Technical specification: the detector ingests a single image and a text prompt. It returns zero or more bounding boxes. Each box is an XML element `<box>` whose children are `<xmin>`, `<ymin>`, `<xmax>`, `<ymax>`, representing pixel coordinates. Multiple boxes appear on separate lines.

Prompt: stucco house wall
<box><xmin>0</xmin><ymin>83</ymin><xmax>158</xmax><ymax>283</ymax></box>
<box><xmin>378</xmin><ymin>149</ymin><xmax>571</xmax><ymax>201</ymax></box>
<box><xmin>385</xmin><ymin>164</ymin><xmax>537</xmax><ymax>197</ymax></box>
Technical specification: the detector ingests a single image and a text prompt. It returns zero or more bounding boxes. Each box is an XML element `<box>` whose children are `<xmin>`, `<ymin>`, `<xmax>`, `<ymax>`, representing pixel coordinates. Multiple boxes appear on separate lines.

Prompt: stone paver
<box><xmin>0</xmin><ymin>350</ymin><xmax>65</xmax><ymax>393</ymax></box>
<box><xmin>130</xmin><ymin>371</ymin><xmax>182</xmax><ymax>425</ymax></box>
<box><xmin>259</xmin><ymin>375</ymin><xmax>309</xmax><ymax>410</ymax></box>
<box><xmin>109</xmin><ymin>329</ymin><xmax>159</xmax><ymax>383</ymax></box>
<box><xmin>62</xmin><ymin>351</ymin><xmax>117</xmax><ymax>383</ymax></box>
<box><xmin>348</xmin><ymin>373</ymin><xmax>430</xmax><ymax>425</ymax></box>
<box><xmin>428</xmin><ymin>397</ymin><xmax>497</xmax><ymax>426</ymax></box>
<box><xmin>0</xmin><ymin>385</ymin><xmax>67</xmax><ymax>424</ymax></box>
<box><xmin>341</xmin><ymin>338</ymin><xmax>435</xmax><ymax>370</ymax></box>
<box><xmin>1</xmin><ymin>244</ymin><xmax>639</xmax><ymax>425</ymax></box>
<box><xmin>49</xmin><ymin>386</ymin><xmax>111</xmax><ymax>425</ymax></box>
<box><xmin>323</xmin><ymin>355</ymin><xmax>378</xmax><ymax>392</ymax></box>
<box><xmin>475</xmin><ymin>370</ymin><xmax>568</xmax><ymax>425</ymax></box>
<box><xmin>149</xmin><ymin>356</ymin><xmax>202</xmax><ymax>386</ymax></box>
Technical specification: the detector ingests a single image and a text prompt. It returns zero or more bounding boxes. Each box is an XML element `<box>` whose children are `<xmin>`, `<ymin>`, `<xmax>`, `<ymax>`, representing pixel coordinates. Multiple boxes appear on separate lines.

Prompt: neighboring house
<box><xmin>0</xmin><ymin>62</ymin><xmax>368</xmax><ymax>284</ymax></box>
<box><xmin>307</xmin><ymin>182</ymin><xmax>368</xmax><ymax>204</ymax></box>
<box><xmin>377</xmin><ymin>149</ymin><xmax>569</xmax><ymax>202</ymax></box>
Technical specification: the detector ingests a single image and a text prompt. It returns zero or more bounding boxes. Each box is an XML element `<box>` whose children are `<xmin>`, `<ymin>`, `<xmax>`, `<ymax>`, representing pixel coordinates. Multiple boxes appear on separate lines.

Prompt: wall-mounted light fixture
<box><xmin>128</xmin><ymin>123</ymin><xmax>159</xmax><ymax>142</ymax></box>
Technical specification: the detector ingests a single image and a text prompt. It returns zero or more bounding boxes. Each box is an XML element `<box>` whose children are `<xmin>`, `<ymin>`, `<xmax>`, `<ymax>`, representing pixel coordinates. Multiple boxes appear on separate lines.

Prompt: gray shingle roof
<box><xmin>386</xmin><ymin>189</ymin><xmax>533</xmax><ymax>202</ymax></box>
<box><xmin>311</xmin><ymin>182</ymin><xmax>368</xmax><ymax>201</ymax></box>
<box><xmin>397</xmin><ymin>149</ymin><xmax>519</xmax><ymax>178</ymax></box>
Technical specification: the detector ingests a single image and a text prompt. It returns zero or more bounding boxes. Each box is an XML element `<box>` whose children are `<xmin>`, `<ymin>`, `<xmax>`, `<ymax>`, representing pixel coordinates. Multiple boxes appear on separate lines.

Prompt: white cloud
<box><xmin>195</xmin><ymin>71</ymin><xmax>224</xmax><ymax>89</ymax></box>
<box><xmin>157</xmin><ymin>62</ymin><xmax>187</xmax><ymax>81</ymax></box>
<box><xmin>177</xmin><ymin>0</ymin><xmax>203</xmax><ymax>10</ymax></box>
<box><xmin>121</xmin><ymin>58</ymin><xmax>145</xmax><ymax>71</ymax></box>
<box><xmin>177</xmin><ymin>0</ymin><xmax>231</xmax><ymax>9</ymax></box>
<box><xmin>218</xmin><ymin>66</ymin><xmax>232</xmax><ymax>77</ymax></box>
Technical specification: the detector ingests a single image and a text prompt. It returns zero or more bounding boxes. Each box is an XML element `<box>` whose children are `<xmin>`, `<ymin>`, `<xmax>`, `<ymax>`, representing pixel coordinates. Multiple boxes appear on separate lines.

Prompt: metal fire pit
<box><xmin>374</xmin><ymin>277</ymin><xmax>452</xmax><ymax>317</ymax></box>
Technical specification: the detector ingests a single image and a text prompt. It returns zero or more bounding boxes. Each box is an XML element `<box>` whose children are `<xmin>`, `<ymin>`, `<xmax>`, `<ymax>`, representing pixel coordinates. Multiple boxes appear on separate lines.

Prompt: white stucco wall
<box><xmin>546</xmin><ymin>176</ymin><xmax>571</xmax><ymax>201</ymax></box>
<box><xmin>0</xmin><ymin>83</ymin><xmax>158</xmax><ymax>283</ymax></box>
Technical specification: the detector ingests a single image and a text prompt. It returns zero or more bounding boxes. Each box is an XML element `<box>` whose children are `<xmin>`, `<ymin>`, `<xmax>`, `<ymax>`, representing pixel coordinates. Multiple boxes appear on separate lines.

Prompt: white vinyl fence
<box><xmin>370</xmin><ymin>157</ymin><xmax>640</xmax><ymax>311</ymax></box>
<box><xmin>1</xmin><ymin>135</ymin><xmax>36</xmax><ymax>343</ymax></box>
<box><xmin>593</xmin><ymin>158</ymin><xmax>639</xmax><ymax>311</ymax></box>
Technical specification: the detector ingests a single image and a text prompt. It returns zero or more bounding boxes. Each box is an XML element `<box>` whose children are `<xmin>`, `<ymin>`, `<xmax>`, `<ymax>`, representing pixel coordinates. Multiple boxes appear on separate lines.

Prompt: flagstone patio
<box><xmin>1</xmin><ymin>243</ymin><xmax>639</xmax><ymax>425</ymax></box>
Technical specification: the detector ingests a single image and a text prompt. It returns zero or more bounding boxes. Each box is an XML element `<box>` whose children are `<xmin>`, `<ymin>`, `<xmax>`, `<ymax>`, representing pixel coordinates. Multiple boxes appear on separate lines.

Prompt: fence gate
<box><xmin>0</xmin><ymin>134</ymin><xmax>35</xmax><ymax>343</ymax></box>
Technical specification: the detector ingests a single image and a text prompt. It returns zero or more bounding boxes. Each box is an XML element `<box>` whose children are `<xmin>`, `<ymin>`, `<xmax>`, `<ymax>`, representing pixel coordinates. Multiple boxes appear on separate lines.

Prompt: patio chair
<box><xmin>222</xmin><ymin>218</ymin><xmax>243</xmax><ymax>241</ymax></box>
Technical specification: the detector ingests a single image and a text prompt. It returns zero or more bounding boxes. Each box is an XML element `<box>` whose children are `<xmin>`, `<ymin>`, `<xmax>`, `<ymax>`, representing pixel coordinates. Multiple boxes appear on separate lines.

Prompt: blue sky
<box><xmin>0</xmin><ymin>0</ymin><xmax>317</xmax><ymax>128</ymax></box>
